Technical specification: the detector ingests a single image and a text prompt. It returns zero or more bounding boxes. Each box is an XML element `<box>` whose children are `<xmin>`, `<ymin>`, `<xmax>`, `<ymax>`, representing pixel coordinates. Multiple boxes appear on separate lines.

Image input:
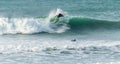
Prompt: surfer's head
<box><xmin>57</xmin><ymin>13</ymin><xmax>64</xmax><ymax>18</ymax></box>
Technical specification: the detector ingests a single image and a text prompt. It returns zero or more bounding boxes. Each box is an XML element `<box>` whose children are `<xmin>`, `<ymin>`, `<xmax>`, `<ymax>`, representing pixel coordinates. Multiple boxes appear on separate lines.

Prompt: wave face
<box><xmin>69</xmin><ymin>17</ymin><xmax>120</xmax><ymax>31</ymax></box>
<box><xmin>1</xmin><ymin>17</ymin><xmax>120</xmax><ymax>34</ymax></box>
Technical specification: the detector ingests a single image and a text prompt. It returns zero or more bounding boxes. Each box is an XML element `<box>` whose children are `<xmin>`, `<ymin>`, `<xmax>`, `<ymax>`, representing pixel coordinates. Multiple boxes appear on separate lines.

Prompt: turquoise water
<box><xmin>0</xmin><ymin>0</ymin><xmax>120</xmax><ymax>64</ymax></box>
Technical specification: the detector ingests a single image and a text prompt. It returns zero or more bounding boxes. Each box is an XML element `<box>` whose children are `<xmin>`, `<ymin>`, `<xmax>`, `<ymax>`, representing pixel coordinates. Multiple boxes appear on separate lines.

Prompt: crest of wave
<box><xmin>0</xmin><ymin>9</ymin><xmax>69</xmax><ymax>35</ymax></box>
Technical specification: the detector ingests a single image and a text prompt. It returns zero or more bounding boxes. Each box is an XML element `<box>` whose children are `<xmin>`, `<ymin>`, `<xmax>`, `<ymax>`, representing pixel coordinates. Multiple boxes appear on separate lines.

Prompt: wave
<box><xmin>0</xmin><ymin>17</ymin><xmax>120</xmax><ymax>35</ymax></box>
<box><xmin>68</xmin><ymin>17</ymin><xmax>120</xmax><ymax>31</ymax></box>
<box><xmin>0</xmin><ymin>8</ymin><xmax>120</xmax><ymax>34</ymax></box>
<box><xmin>0</xmin><ymin>8</ymin><xmax>70</xmax><ymax>35</ymax></box>
<box><xmin>0</xmin><ymin>17</ymin><xmax>69</xmax><ymax>35</ymax></box>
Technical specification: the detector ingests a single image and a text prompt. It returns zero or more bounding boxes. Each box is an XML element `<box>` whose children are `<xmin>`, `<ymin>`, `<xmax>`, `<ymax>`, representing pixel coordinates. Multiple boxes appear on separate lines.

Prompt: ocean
<box><xmin>0</xmin><ymin>0</ymin><xmax>120</xmax><ymax>64</ymax></box>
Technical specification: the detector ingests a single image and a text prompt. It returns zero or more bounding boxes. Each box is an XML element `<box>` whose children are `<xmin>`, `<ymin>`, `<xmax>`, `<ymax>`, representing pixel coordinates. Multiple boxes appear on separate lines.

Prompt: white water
<box><xmin>0</xmin><ymin>9</ymin><xmax>69</xmax><ymax>35</ymax></box>
<box><xmin>0</xmin><ymin>33</ymin><xmax>120</xmax><ymax>64</ymax></box>
<box><xmin>0</xmin><ymin>37</ymin><xmax>120</xmax><ymax>54</ymax></box>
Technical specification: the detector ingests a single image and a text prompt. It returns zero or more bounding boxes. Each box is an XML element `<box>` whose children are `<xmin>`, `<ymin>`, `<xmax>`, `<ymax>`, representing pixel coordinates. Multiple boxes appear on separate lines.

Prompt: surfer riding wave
<box><xmin>46</xmin><ymin>8</ymin><xmax>68</xmax><ymax>24</ymax></box>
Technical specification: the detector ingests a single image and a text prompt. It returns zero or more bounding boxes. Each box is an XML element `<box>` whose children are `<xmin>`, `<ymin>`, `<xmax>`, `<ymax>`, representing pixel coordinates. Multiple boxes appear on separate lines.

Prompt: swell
<box><xmin>68</xmin><ymin>17</ymin><xmax>120</xmax><ymax>31</ymax></box>
<box><xmin>0</xmin><ymin>17</ymin><xmax>120</xmax><ymax>35</ymax></box>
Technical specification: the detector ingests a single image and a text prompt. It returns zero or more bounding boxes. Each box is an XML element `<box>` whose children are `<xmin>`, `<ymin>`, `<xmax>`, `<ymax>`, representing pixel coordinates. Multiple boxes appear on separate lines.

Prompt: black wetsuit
<box><xmin>54</xmin><ymin>14</ymin><xmax>64</xmax><ymax>23</ymax></box>
<box><xmin>57</xmin><ymin>14</ymin><xmax>64</xmax><ymax>18</ymax></box>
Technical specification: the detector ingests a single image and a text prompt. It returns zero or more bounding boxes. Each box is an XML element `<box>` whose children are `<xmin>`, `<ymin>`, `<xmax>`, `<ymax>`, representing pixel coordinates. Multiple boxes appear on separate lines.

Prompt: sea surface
<box><xmin>0</xmin><ymin>0</ymin><xmax>120</xmax><ymax>64</ymax></box>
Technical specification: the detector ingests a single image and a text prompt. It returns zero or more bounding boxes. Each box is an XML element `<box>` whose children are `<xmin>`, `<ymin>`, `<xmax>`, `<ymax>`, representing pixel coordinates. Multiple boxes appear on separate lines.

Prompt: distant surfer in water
<box><xmin>71</xmin><ymin>39</ymin><xmax>76</xmax><ymax>42</ymax></box>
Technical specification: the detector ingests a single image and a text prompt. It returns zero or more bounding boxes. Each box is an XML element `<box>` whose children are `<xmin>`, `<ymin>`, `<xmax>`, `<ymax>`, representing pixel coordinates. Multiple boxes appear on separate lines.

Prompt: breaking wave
<box><xmin>0</xmin><ymin>17</ymin><xmax>69</xmax><ymax>35</ymax></box>
<box><xmin>0</xmin><ymin>9</ymin><xmax>120</xmax><ymax>35</ymax></box>
<box><xmin>0</xmin><ymin>8</ymin><xmax>69</xmax><ymax>35</ymax></box>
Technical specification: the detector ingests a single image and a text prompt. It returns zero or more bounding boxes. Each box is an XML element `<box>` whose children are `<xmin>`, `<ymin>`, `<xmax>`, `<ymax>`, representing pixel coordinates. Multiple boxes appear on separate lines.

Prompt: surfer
<box><xmin>71</xmin><ymin>39</ymin><xmax>76</xmax><ymax>42</ymax></box>
<box><xmin>48</xmin><ymin>8</ymin><xmax>65</xmax><ymax>23</ymax></box>
<box><xmin>51</xmin><ymin>13</ymin><xmax>64</xmax><ymax>23</ymax></box>
<box><xmin>57</xmin><ymin>13</ymin><xmax>64</xmax><ymax>18</ymax></box>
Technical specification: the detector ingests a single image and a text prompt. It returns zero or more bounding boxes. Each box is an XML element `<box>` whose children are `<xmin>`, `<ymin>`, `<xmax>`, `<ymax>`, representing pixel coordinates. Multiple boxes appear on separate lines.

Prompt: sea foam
<box><xmin>0</xmin><ymin>9</ymin><xmax>69</xmax><ymax>35</ymax></box>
